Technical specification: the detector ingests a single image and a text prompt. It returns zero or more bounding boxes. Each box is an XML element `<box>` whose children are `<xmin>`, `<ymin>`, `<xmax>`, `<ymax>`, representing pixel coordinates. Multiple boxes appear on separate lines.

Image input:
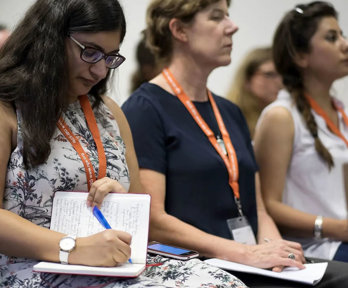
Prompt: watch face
<box><xmin>60</xmin><ymin>237</ymin><xmax>75</xmax><ymax>251</ymax></box>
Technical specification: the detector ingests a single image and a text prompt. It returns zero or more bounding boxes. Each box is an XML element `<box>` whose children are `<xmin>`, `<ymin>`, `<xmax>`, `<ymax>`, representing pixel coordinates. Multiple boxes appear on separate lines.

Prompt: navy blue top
<box><xmin>122</xmin><ymin>83</ymin><xmax>259</xmax><ymax>239</ymax></box>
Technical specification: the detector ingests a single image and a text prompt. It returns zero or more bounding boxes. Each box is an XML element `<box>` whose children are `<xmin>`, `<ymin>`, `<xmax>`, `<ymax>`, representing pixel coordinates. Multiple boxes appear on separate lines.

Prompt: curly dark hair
<box><xmin>273</xmin><ymin>1</ymin><xmax>337</xmax><ymax>169</ymax></box>
<box><xmin>0</xmin><ymin>0</ymin><xmax>126</xmax><ymax>168</ymax></box>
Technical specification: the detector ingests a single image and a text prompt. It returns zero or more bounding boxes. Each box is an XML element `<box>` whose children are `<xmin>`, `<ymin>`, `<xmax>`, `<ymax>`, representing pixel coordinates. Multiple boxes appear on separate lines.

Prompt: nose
<box><xmin>342</xmin><ymin>36</ymin><xmax>348</xmax><ymax>52</ymax></box>
<box><xmin>225</xmin><ymin>18</ymin><xmax>239</xmax><ymax>35</ymax></box>
<box><xmin>90</xmin><ymin>59</ymin><xmax>109</xmax><ymax>80</ymax></box>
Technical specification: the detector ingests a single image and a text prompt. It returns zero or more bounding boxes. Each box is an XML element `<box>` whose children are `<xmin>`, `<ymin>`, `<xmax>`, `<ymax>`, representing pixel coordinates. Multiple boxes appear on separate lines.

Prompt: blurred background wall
<box><xmin>0</xmin><ymin>0</ymin><xmax>347</xmax><ymax>105</ymax></box>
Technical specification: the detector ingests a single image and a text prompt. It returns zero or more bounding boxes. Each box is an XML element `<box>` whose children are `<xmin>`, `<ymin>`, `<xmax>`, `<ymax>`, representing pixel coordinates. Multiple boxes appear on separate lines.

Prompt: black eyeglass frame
<box><xmin>69</xmin><ymin>35</ymin><xmax>126</xmax><ymax>69</ymax></box>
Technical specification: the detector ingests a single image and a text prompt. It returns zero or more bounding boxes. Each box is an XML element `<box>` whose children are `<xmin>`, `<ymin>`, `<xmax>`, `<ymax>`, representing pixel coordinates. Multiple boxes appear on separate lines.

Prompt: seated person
<box><xmin>0</xmin><ymin>0</ymin><xmax>245</xmax><ymax>287</ymax></box>
<box><xmin>0</xmin><ymin>24</ymin><xmax>10</xmax><ymax>49</ymax></box>
<box><xmin>227</xmin><ymin>46</ymin><xmax>283</xmax><ymax>137</ymax></box>
<box><xmin>123</xmin><ymin>0</ymin><xmax>348</xmax><ymax>287</ymax></box>
<box><xmin>130</xmin><ymin>31</ymin><xmax>163</xmax><ymax>92</ymax></box>
<box><xmin>254</xmin><ymin>1</ymin><xmax>348</xmax><ymax>262</ymax></box>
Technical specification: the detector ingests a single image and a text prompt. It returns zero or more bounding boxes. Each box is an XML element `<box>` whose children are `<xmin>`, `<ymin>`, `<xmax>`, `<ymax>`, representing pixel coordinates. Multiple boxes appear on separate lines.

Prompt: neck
<box><xmin>303</xmin><ymin>76</ymin><xmax>339</xmax><ymax>126</ymax></box>
<box><xmin>67</xmin><ymin>93</ymin><xmax>80</xmax><ymax>104</ymax></box>
<box><xmin>166</xmin><ymin>50</ymin><xmax>213</xmax><ymax>101</ymax></box>
<box><xmin>302</xmin><ymin>69</ymin><xmax>335</xmax><ymax>104</ymax></box>
<box><xmin>303</xmin><ymin>75</ymin><xmax>333</xmax><ymax>110</ymax></box>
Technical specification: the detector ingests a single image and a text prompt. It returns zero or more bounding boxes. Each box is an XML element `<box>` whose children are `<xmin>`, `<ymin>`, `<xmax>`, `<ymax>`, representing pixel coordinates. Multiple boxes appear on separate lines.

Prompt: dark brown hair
<box><xmin>0</xmin><ymin>0</ymin><xmax>126</xmax><ymax>168</ymax></box>
<box><xmin>273</xmin><ymin>1</ymin><xmax>337</xmax><ymax>169</ymax></box>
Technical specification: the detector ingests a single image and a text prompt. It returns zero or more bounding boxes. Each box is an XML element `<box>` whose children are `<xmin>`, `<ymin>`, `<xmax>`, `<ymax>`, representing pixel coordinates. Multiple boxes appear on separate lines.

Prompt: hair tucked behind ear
<box><xmin>273</xmin><ymin>1</ymin><xmax>337</xmax><ymax>169</ymax></box>
<box><xmin>0</xmin><ymin>0</ymin><xmax>126</xmax><ymax>168</ymax></box>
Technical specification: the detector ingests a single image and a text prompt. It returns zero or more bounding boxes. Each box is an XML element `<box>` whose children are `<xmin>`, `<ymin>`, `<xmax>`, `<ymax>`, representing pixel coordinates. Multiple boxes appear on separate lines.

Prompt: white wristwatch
<box><xmin>59</xmin><ymin>235</ymin><xmax>76</xmax><ymax>264</ymax></box>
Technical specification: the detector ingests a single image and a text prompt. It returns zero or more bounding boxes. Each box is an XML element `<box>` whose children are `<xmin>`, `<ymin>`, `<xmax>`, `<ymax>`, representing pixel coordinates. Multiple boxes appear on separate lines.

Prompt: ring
<box><xmin>288</xmin><ymin>253</ymin><xmax>295</xmax><ymax>260</ymax></box>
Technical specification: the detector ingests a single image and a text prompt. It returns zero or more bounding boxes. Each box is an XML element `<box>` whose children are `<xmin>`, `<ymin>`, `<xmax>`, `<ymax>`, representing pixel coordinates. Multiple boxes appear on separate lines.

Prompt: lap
<box><xmin>333</xmin><ymin>242</ymin><xmax>348</xmax><ymax>262</ymax></box>
<box><xmin>230</xmin><ymin>259</ymin><xmax>348</xmax><ymax>288</ymax></box>
<box><xmin>0</xmin><ymin>255</ymin><xmax>247</xmax><ymax>288</ymax></box>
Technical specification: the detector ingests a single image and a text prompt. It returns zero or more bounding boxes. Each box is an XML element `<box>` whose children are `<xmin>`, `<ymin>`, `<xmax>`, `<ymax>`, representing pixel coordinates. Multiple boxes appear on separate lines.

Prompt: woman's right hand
<box><xmin>243</xmin><ymin>239</ymin><xmax>305</xmax><ymax>272</ymax></box>
<box><xmin>69</xmin><ymin>229</ymin><xmax>132</xmax><ymax>266</ymax></box>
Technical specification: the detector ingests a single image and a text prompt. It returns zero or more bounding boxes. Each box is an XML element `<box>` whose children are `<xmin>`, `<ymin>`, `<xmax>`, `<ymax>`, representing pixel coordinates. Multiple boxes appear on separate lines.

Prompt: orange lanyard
<box><xmin>305</xmin><ymin>93</ymin><xmax>348</xmax><ymax>147</ymax></box>
<box><xmin>57</xmin><ymin>95</ymin><xmax>107</xmax><ymax>190</ymax></box>
<box><xmin>162</xmin><ymin>68</ymin><xmax>242</xmax><ymax>213</ymax></box>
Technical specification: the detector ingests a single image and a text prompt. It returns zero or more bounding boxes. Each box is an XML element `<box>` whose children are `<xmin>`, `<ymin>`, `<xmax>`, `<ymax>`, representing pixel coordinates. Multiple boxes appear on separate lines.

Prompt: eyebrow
<box><xmin>211</xmin><ymin>8</ymin><xmax>229</xmax><ymax>15</ymax></box>
<box><xmin>82</xmin><ymin>40</ymin><xmax>120</xmax><ymax>54</ymax></box>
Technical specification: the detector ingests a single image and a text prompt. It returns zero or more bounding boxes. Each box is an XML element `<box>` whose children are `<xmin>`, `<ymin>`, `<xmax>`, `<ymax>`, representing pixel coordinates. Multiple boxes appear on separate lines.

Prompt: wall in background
<box><xmin>0</xmin><ymin>0</ymin><xmax>347</xmax><ymax>105</ymax></box>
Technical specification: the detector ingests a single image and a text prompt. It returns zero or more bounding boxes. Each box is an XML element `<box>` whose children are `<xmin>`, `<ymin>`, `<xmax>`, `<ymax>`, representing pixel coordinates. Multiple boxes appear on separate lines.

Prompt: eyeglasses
<box><xmin>69</xmin><ymin>35</ymin><xmax>126</xmax><ymax>69</ymax></box>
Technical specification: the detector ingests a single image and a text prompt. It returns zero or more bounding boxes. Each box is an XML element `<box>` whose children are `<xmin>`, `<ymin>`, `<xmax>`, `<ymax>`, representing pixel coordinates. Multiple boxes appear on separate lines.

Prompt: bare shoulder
<box><xmin>254</xmin><ymin>106</ymin><xmax>295</xmax><ymax>151</ymax></box>
<box><xmin>257</xmin><ymin>106</ymin><xmax>294</xmax><ymax>136</ymax></box>
<box><xmin>101</xmin><ymin>95</ymin><xmax>129</xmax><ymax>136</ymax></box>
<box><xmin>102</xmin><ymin>95</ymin><xmax>125</xmax><ymax>122</ymax></box>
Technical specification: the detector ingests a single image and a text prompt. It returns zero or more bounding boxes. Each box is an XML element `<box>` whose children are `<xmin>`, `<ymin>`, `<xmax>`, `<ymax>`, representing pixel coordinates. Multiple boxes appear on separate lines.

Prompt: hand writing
<box><xmin>69</xmin><ymin>230</ymin><xmax>132</xmax><ymax>266</ymax></box>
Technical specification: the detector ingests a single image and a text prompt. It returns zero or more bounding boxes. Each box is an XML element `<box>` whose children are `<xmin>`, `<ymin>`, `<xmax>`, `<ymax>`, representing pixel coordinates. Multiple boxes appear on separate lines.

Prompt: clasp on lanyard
<box><xmin>234</xmin><ymin>195</ymin><xmax>243</xmax><ymax>217</ymax></box>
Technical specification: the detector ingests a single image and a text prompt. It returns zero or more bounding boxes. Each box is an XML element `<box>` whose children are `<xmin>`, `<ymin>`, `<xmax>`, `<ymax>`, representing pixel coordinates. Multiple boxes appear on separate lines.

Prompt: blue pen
<box><xmin>92</xmin><ymin>206</ymin><xmax>132</xmax><ymax>264</ymax></box>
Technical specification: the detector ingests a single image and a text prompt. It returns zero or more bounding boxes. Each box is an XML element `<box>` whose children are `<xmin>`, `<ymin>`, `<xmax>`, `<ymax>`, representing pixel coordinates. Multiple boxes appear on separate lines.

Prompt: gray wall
<box><xmin>0</xmin><ymin>0</ymin><xmax>347</xmax><ymax>105</ymax></box>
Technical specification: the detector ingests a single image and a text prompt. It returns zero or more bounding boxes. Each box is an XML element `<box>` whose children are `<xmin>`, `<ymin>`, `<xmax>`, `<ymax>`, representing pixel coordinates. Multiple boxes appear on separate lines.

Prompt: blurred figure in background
<box><xmin>0</xmin><ymin>24</ymin><xmax>10</xmax><ymax>48</ymax></box>
<box><xmin>227</xmin><ymin>47</ymin><xmax>282</xmax><ymax>137</ymax></box>
<box><xmin>130</xmin><ymin>31</ymin><xmax>163</xmax><ymax>92</ymax></box>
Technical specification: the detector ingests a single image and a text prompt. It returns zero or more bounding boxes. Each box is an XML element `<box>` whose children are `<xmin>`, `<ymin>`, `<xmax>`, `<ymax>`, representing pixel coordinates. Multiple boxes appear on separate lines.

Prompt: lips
<box><xmin>81</xmin><ymin>78</ymin><xmax>97</xmax><ymax>87</ymax></box>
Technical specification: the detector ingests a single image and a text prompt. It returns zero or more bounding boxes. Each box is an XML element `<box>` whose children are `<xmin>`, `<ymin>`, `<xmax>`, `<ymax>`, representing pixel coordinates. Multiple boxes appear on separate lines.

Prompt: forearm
<box><xmin>0</xmin><ymin>209</ymin><xmax>63</xmax><ymax>261</ymax></box>
<box><xmin>266</xmin><ymin>199</ymin><xmax>347</xmax><ymax>240</ymax></box>
<box><xmin>257</xmin><ymin>209</ymin><xmax>282</xmax><ymax>243</ymax></box>
<box><xmin>149</xmin><ymin>211</ymin><xmax>250</xmax><ymax>262</ymax></box>
<box><xmin>266</xmin><ymin>199</ymin><xmax>318</xmax><ymax>237</ymax></box>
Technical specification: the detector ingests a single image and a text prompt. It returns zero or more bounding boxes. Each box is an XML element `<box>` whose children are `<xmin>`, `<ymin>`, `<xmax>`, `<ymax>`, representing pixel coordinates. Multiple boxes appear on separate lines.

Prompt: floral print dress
<box><xmin>0</xmin><ymin>96</ymin><xmax>247</xmax><ymax>288</ymax></box>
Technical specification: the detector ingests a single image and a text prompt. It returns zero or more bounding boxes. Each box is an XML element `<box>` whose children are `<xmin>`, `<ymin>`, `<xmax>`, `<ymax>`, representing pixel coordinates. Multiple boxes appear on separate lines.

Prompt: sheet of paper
<box><xmin>50</xmin><ymin>192</ymin><xmax>150</xmax><ymax>264</ymax></box>
<box><xmin>205</xmin><ymin>258</ymin><xmax>328</xmax><ymax>286</ymax></box>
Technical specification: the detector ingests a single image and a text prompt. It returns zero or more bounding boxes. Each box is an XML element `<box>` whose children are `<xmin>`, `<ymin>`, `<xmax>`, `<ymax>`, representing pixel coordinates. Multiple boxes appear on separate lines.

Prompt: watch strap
<box><xmin>59</xmin><ymin>249</ymin><xmax>69</xmax><ymax>265</ymax></box>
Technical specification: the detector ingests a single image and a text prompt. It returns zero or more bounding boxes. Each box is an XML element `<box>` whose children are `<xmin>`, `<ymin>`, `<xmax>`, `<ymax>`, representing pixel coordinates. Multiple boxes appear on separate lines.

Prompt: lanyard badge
<box><xmin>162</xmin><ymin>68</ymin><xmax>257</xmax><ymax>243</ymax></box>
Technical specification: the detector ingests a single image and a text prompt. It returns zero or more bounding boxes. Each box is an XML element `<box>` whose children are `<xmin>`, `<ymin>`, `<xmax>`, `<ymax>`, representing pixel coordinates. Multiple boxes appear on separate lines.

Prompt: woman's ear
<box><xmin>169</xmin><ymin>18</ymin><xmax>188</xmax><ymax>42</ymax></box>
<box><xmin>293</xmin><ymin>52</ymin><xmax>309</xmax><ymax>69</ymax></box>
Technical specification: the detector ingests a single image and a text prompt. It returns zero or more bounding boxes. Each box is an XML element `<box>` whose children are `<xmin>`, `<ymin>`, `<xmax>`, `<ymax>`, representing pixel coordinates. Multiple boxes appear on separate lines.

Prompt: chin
<box><xmin>219</xmin><ymin>58</ymin><xmax>232</xmax><ymax>67</ymax></box>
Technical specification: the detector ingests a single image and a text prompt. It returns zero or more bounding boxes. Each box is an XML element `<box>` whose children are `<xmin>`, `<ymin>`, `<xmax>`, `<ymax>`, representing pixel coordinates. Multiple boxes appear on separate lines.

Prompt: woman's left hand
<box><xmin>87</xmin><ymin>177</ymin><xmax>127</xmax><ymax>208</ymax></box>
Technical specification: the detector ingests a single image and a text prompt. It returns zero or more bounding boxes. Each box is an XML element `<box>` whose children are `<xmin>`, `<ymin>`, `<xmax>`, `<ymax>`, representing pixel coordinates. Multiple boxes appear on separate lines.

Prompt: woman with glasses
<box><xmin>0</xmin><ymin>0</ymin><xmax>246</xmax><ymax>287</ymax></box>
<box><xmin>227</xmin><ymin>47</ymin><xmax>283</xmax><ymax>138</ymax></box>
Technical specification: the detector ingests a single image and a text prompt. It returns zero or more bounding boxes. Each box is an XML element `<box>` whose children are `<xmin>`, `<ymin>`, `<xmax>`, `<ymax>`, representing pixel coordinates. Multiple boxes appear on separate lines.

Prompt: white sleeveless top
<box><xmin>258</xmin><ymin>89</ymin><xmax>348</xmax><ymax>260</ymax></box>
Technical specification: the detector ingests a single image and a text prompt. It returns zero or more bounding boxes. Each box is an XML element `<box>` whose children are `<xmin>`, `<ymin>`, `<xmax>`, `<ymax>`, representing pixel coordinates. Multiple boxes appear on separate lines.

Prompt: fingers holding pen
<box><xmin>71</xmin><ymin>230</ymin><xmax>132</xmax><ymax>267</ymax></box>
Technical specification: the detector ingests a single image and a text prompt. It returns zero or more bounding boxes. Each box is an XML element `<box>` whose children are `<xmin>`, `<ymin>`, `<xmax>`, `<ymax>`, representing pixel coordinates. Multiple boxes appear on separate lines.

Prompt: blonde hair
<box><xmin>145</xmin><ymin>0</ymin><xmax>231</xmax><ymax>64</ymax></box>
<box><xmin>227</xmin><ymin>47</ymin><xmax>272</xmax><ymax>137</ymax></box>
